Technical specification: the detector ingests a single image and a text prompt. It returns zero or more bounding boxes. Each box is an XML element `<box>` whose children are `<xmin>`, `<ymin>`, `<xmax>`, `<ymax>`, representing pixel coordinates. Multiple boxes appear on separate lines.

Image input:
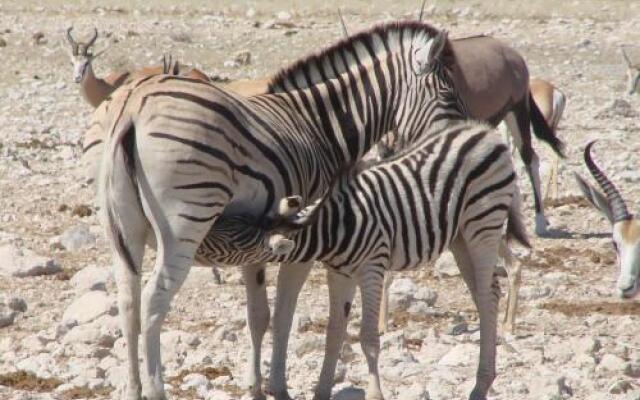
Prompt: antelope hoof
<box><xmin>534</xmin><ymin>214</ymin><xmax>550</xmax><ymax>237</ymax></box>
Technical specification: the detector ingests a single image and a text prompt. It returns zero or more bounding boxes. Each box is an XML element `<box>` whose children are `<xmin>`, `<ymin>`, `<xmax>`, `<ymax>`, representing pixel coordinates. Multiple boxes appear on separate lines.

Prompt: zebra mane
<box><xmin>266</xmin><ymin>20</ymin><xmax>455</xmax><ymax>93</ymax></box>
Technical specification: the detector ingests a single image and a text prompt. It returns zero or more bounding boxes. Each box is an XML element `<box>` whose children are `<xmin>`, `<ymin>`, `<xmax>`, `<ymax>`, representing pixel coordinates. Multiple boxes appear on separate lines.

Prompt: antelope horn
<box><xmin>621</xmin><ymin>46</ymin><xmax>633</xmax><ymax>67</ymax></box>
<box><xmin>87</xmin><ymin>27</ymin><xmax>98</xmax><ymax>48</ymax></box>
<box><xmin>66</xmin><ymin>27</ymin><xmax>77</xmax><ymax>45</ymax></box>
<box><xmin>418</xmin><ymin>0</ymin><xmax>428</xmax><ymax>21</ymax></box>
<box><xmin>584</xmin><ymin>140</ymin><xmax>631</xmax><ymax>222</ymax></box>
<box><xmin>338</xmin><ymin>9</ymin><xmax>349</xmax><ymax>37</ymax></box>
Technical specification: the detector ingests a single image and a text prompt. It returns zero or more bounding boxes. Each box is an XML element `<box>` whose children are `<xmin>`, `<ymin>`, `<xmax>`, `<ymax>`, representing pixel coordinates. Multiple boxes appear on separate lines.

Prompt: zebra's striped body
<box><xmin>218</xmin><ymin>121</ymin><xmax>529</xmax><ymax>400</ymax></box>
<box><xmin>98</xmin><ymin>21</ymin><xmax>467</xmax><ymax>400</ymax></box>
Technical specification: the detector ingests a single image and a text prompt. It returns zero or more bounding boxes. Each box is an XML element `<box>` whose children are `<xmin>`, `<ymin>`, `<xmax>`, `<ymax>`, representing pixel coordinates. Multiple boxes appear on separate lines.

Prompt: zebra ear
<box><xmin>267</xmin><ymin>233</ymin><xmax>295</xmax><ymax>255</ymax></box>
<box><xmin>278</xmin><ymin>195</ymin><xmax>303</xmax><ymax>217</ymax></box>
<box><xmin>413</xmin><ymin>29</ymin><xmax>448</xmax><ymax>75</ymax></box>
<box><xmin>574</xmin><ymin>172</ymin><xmax>614</xmax><ymax>223</ymax></box>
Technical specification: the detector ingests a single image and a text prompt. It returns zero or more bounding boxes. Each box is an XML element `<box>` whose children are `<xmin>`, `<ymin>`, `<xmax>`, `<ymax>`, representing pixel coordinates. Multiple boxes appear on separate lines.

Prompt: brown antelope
<box><xmin>66</xmin><ymin>27</ymin><xmax>210</xmax><ymax>108</ymax></box>
<box><xmin>575</xmin><ymin>141</ymin><xmax>640</xmax><ymax>298</ymax></box>
<box><xmin>529</xmin><ymin>78</ymin><xmax>567</xmax><ymax>200</ymax></box>
<box><xmin>621</xmin><ymin>46</ymin><xmax>640</xmax><ymax>95</ymax></box>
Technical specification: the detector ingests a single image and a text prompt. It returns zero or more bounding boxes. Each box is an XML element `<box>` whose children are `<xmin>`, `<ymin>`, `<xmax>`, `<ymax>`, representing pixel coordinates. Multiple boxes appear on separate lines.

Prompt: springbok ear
<box><xmin>414</xmin><ymin>29</ymin><xmax>448</xmax><ymax>75</ymax></box>
<box><xmin>574</xmin><ymin>172</ymin><xmax>614</xmax><ymax>223</ymax></box>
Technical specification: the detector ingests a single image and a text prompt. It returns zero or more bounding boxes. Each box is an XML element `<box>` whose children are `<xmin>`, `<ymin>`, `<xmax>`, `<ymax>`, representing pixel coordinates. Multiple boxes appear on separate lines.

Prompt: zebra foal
<box><xmin>219</xmin><ymin>121</ymin><xmax>530</xmax><ymax>400</ymax></box>
<box><xmin>98</xmin><ymin>21</ymin><xmax>466</xmax><ymax>400</ymax></box>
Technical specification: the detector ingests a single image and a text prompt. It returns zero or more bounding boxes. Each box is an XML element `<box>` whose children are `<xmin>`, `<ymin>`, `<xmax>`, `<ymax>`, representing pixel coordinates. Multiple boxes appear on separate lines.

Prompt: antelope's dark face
<box><xmin>66</xmin><ymin>27</ymin><xmax>98</xmax><ymax>83</ymax></box>
<box><xmin>612</xmin><ymin>219</ymin><xmax>640</xmax><ymax>297</ymax></box>
<box><xmin>575</xmin><ymin>141</ymin><xmax>640</xmax><ymax>299</ymax></box>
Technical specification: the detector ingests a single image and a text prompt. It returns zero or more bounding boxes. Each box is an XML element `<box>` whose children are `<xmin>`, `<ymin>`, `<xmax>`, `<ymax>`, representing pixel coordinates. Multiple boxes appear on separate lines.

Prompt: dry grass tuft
<box><xmin>0</xmin><ymin>370</ymin><xmax>62</xmax><ymax>392</ymax></box>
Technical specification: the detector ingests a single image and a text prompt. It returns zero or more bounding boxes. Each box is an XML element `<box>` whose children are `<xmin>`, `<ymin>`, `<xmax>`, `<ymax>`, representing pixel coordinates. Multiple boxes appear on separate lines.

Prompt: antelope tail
<box><xmin>529</xmin><ymin>92</ymin><xmax>565</xmax><ymax>158</ymax></box>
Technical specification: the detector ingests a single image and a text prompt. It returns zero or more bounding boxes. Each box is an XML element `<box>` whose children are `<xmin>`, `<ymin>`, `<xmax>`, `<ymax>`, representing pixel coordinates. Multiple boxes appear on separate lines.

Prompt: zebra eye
<box><xmin>612</xmin><ymin>241</ymin><xmax>619</xmax><ymax>252</ymax></box>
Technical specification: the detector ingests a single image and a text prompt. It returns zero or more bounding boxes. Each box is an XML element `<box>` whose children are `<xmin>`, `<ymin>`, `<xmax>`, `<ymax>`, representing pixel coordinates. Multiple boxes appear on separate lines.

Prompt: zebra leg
<box><xmin>465</xmin><ymin>240</ymin><xmax>501</xmax><ymax>400</ymax></box>
<box><xmin>136</xmin><ymin>197</ymin><xmax>216</xmax><ymax>399</ymax></box>
<box><xmin>268</xmin><ymin>261</ymin><xmax>313</xmax><ymax>400</ymax></box>
<box><xmin>112</xmin><ymin>229</ymin><xmax>146</xmax><ymax>400</ymax></box>
<box><xmin>358</xmin><ymin>267</ymin><xmax>386</xmax><ymax>400</ymax></box>
<box><xmin>449</xmin><ymin>242</ymin><xmax>478</xmax><ymax>309</ymax></box>
<box><xmin>242</xmin><ymin>264</ymin><xmax>269</xmax><ymax>400</ymax></box>
<box><xmin>314</xmin><ymin>271</ymin><xmax>357</xmax><ymax>400</ymax></box>
<box><xmin>377</xmin><ymin>272</ymin><xmax>393</xmax><ymax>334</ymax></box>
<box><xmin>500</xmin><ymin>241</ymin><xmax>521</xmax><ymax>334</ymax></box>
<box><xmin>139</xmin><ymin>237</ymin><xmax>204</xmax><ymax>399</ymax></box>
<box><xmin>504</xmin><ymin>109</ymin><xmax>548</xmax><ymax>236</ymax></box>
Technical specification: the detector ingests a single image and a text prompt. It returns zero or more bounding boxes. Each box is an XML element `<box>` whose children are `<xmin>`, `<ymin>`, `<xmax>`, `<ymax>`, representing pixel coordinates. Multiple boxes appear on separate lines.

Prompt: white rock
<box><xmin>62</xmin><ymin>291</ymin><xmax>117</xmax><ymax>325</ymax></box>
<box><xmin>519</xmin><ymin>285</ymin><xmax>553</xmax><ymax>300</ymax></box>
<box><xmin>438</xmin><ymin>343</ymin><xmax>477</xmax><ymax>367</ymax></box>
<box><xmin>414</xmin><ymin>287</ymin><xmax>438</xmax><ymax>306</ymax></box>
<box><xmin>0</xmin><ymin>244</ymin><xmax>60</xmax><ymax>277</ymax></box>
<box><xmin>381</xmin><ymin>331</ymin><xmax>406</xmax><ymax>351</ymax></box>
<box><xmin>58</xmin><ymin>224</ymin><xmax>96</xmax><ymax>251</ymax></box>
<box><xmin>180</xmin><ymin>373</ymin><xmax>209</xmax><ymax>391</ymax></box>
<box><xmin>70</xmin><ymin>265</ymin><xmax>112</xmax><ymax>293</ymax></box>
<box><xmin>203</xmin><ymin>389</ymin><xmax>232</xmax><ymax>400</ymax></box>
<box><xmin>295</xmin><ymin>335</ymin><xmax>324</xmax><ymax>357</ymax></box>
<box><xmin>597</xmin><ymin>353</ymin><xmax>626</xmax><ymax>373</ymax></box>
<box><xmin>608</xmin><ymin>379</ymin><xmax>634</xmax><ymax>394</ymax></box>
<box><xmin>0</xmin><ymin>307</ymin><xmax>17</xmax><ymax>328</ymax></box>
<box><xmin>276</xmin><ymin>11</ymin><xmax>292</xmax><ymax>20</ymax></box>
<box><xmin>435</xmin><ymin>251</ymin><xmax>459</xmax><ymax>277</ymax></box>
<box><xmin>388</xmin><ymin>278</ymin><xmax>418</xmax><ymax>312</ymax></box>
<box><xmin>396</xmin><ymin>382</ymin><xmax>430</xmax><ymax>400</ymax></box>
<box><xmin>570</xmin><ymin>336</ymin><xmax>601</xmax><ymax>355</ymax></box>
<box><xmin>16</xmin><ymin>353</ymin><xmax>57</xmax><ymax>378</ymax></box>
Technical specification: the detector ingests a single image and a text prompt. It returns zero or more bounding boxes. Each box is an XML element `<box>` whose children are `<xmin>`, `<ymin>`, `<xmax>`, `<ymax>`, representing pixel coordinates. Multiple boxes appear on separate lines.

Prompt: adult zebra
<box><xmin>98</xmin><ymin>21</ymin><xmax>467</xmax><ymax>400</ymax></box>
<box><xmin>209</xmin><ymin>121</ymin><xmax>531</xmax><ymax>400</ymax></box>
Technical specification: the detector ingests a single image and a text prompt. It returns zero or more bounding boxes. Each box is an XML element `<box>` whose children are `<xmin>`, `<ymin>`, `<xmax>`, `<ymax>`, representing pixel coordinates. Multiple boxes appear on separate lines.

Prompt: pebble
<box><xmin>437</xmin><ymin>343</ymin><xmax>477</xmax><ymax>367</ymax></box>
<box><xmin>597</xmin><ymin>353</ymin><xmax>626</xmax><ymax>373</ymax></box>
<box><xmin>0</xmin><ymin>244</ymin><xmax>60</xmax><ymax>277</ymax></box>
<box><xmin>62</xmin><ymin>291</ymin><xmax>117</xmax><ymax>325</ymax></box>
<box><xmin>70</xmin><ymin>265</ymin><xmax>112</xmax><ymax>293</ymax></box>
<box><xmin>57</xmin><ymin>224</ymin><xmax>96</xmax><ymax>251</ymax></box>
<box><xmin>435</xmin><ymin>251</ymin><xmax>459</xmax><ymax>277</ymax></box>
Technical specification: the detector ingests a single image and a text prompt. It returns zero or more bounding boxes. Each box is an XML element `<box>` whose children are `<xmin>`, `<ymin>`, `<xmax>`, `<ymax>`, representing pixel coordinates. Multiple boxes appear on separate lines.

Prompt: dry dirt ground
<box><xmin>0</xmin><ymin>0</ymin><xmax>639</xmax><ymax>399</ymax></box>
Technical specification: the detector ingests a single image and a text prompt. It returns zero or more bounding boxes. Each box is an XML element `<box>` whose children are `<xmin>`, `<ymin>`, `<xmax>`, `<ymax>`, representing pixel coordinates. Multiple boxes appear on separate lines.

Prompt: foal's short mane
<box><xmin>266</xmin><ymin>20</ymin><xmax>455</xmax><ymax>93</ymax></box>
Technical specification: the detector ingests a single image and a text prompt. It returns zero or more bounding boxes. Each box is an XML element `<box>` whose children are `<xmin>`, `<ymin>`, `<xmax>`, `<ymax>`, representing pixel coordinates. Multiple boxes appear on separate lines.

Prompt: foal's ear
<box><xmin>414</xmin><ymin>29</ymin><xmax>448</xmax><ymax>75</ymax></box>
<box><xmin>574</xmin><ymin>172</ymin><xmax>614</xmax><ymax>224</ymax></box>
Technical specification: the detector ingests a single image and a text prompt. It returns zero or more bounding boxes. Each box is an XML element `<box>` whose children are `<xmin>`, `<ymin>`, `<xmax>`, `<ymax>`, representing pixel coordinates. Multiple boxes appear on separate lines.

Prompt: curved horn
<box><xmin>338</xmin><ymin>9</ymin><xmax>349</xmax><ymax>37</ymax></box>
<box><xmin>584</xmin><ymin>140</ymin><xmax>631</xmax><ymax>222</ymax></box>
<box><xmin>87</xmin><ymin>27</ymin><xmax>98</xmax><ymax>48</ymax></box>
<box><xmin>66</xmin><ymin>27</ymin><xmax>77</xmax><ymax>45</ymax></box>
<box><xmin>418</xmin><ymin>0</ymin><xmax>428</xmax><ymax>21</ymax></box>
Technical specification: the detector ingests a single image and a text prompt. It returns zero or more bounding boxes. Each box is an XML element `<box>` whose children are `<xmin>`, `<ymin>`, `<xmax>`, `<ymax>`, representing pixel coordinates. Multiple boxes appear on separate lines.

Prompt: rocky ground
<box><xmin>0</xmin><ymin>1</ymin><xmax>639</xmax><ymax>399</ymax></box>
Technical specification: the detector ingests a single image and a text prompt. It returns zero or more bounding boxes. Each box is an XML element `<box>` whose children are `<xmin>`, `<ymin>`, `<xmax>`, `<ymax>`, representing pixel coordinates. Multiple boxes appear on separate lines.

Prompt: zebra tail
<box><xmin>529</xmin><ymin>92</ymin><xmax>565</xmax><ymax>158</ymax></box>
<box><xmin>506</xmin><ymin>185</ymin><xmax>532</xmax><ymax>249</ymax></box>
<box><xmin>100</xmin><ymin>111</ymin><xmax>142</xmax><ymax>275</ymax></box>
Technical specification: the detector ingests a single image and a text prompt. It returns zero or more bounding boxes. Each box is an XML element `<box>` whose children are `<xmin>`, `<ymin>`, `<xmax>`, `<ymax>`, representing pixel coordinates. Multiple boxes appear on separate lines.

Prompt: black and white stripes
<box><xmin>97</xmin><ymin>21</ymin><xmax>469</xmax><ymax>400</ymax></box>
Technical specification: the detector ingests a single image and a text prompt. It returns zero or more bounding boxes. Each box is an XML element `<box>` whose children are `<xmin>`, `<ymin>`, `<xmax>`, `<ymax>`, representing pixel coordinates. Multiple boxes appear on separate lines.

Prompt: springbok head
<box><xmin>66</xmin><ymin>27</ymin><xmax>107</xmax><ymax>83</ymax></box>
<box><xmin>575</xmin><ymin>141</ymin><xmax>640</xmax><ymax>299</ymax></box>
<box><xmin>621</xmin><ymin>46</ymin><xmax>640</xmax><ymax>95</ymax></box>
